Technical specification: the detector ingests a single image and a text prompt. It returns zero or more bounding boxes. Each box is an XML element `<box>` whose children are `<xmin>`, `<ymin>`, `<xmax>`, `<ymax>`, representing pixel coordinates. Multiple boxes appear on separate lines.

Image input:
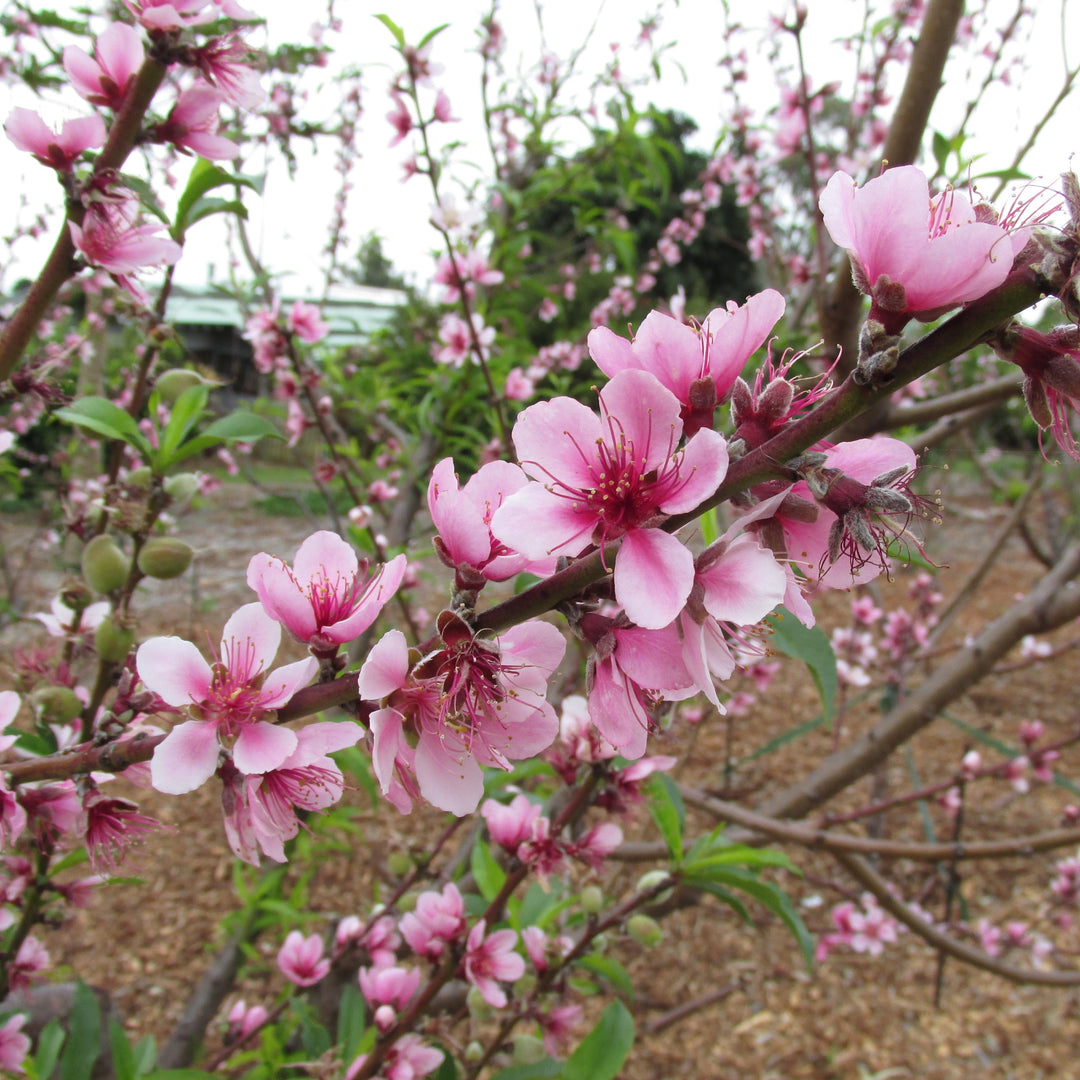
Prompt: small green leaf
<box><xmin>167</xmin><ymin>411</ymin><xmax>282</xmax><ymax>463</ymax></box>
<box><xmin>374</xmin><ymin>13</ymin><xmax>405</xmax><ymax>45</ymax></box>
<box><xmin>54</xmin><ymin>398</ymin><xmax>154</xmax><ymax>461</ymax></box>
<box><xmin>131</xmin><ymin>1034</ymin><xmax>156</xmax><ymax>1078</ymax></box>
<box><xmin>34</xmin><ymin>1020</ymin><xmax>66</xmax><ymax>1079</ymax></box>
<box><xmin>764</xmin><ymin>607</ymin><xmax>837</xmax><ymax>725</ymax></box>
<box><xmin>336</xmin><ymin>983</ymin><xmax>367</xmax><ymax>1062</ymax></box>
<box><xmin>646</xmin><ymin>772</ymin><xmax>684</xmax><ymax>864</ymax></box>
<box><xmin>470</xmin><ymin>837</ymin><xmax>507</xmax><ymax>903</ymax></box>
<box><xmin>58</xmin><ymin>982</ymin><xmax>101</xmax><ymax>1080</ymax></box>
<box><xmin>417</xmin><ymin>22</ymin><xmax>449</xmax><ymax>48</ymax></box>
<box><xmin>174</xmin><ymin>158</ymin><xmax>258</xmax><ymax>238</ymax></box>
<box><xmin>157</xmin><ymin>384</ymin><xmax>209</xmax><ymax>463</ymax></box>
<box><xmin>561</xmin><ymin>1001</ymin><xmax>634</xmax><ymax>1080</ymax></box>
<box><xmin>489</xmin><ymin>1062</ymin><xmax>562</xmax><ymax>1080</ymax></box>
<box><xmin>108</xmin><ymin>1019</ymin><xmax>135</xmax><ymax>1080</ymax></box>
<box><xmin>574</xmin><ymin>953</ymin><xmax>634</xmax><ymax>998</ymax></box>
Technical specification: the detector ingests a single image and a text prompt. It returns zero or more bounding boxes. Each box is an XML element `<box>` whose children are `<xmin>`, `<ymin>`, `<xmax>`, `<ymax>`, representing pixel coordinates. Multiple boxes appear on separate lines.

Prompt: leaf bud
<box><xmin>95</xmin><ymin>616</ymin><xmax>136</xmax><ymax>663</ymax></box>
<box><xmin>82</xmin><ymin>534</ymin><xmax>130</xmax><ymax>594</ymax></box>
<box><xmin>31</xmin><ymin>686</ymin><xmax>83</xmax><ymax>724</ymax></box>
<box><xmin>137</xmin><ymin>538</ymin><xmax>194</xmax><ymax>580</ymax></box>
<box><xmin>626</xmin><ymin>913</ymin><xmax>664</xmax><ymax>947</ymax></box>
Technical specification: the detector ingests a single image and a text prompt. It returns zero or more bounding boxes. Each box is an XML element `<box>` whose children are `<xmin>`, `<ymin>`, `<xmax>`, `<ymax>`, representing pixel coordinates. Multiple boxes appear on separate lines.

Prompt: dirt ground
<box><xmin>2</xmin><ymin>478</ymin><xmax>1079</xmax><ymax>1079</ymax></box>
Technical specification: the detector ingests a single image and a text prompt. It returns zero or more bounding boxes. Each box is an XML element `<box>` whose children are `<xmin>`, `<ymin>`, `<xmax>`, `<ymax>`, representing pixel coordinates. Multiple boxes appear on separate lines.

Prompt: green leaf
<box><xmin>700</xmin><ymin>506</ymin><xmax>720</xmax><ymax>546</ymax></box>
<box><xmin>167</xmin><ymin>411</ymin><xmax>282</xmax><ymax>463</ymax></box>
<box><xmin>931</xmin><ymin>130</ymin><xmax>949</xmax><ymax>175</ymax></box>
<box><xmin>741</xmin><ymin>714</ymin><xmax>825</xmax><ymax>764</ymax></box>
<box><xmin>174</xmin><ymin>159</ymin><xmax>257</xmax><ymax>239</ymax></box>
<box><xmin>132</xmin><ymin>1034</ymin><xmax>156</xmax><ymax>1078</ymax></box>
<box><xmin>59</xmin><ymin>982</ymin><xmax>101</xmax><ymax>1080</ymax></box>
<box><xmin>432</xmin><ymin>1051</ymin><xmax>458</xmax><ymax>1080</ymax></box>
<box><xmin>54</xmin><ymin>398</ymin><xmax>154</xmax><ymax>461</ymax></box>
<box><xmin>573</xmin><ymin>953</ymin><xmax>634</xmax><ymax>998</ymax></box>
<box><xmin>33</xmin><ymin>1020</ymin><xmax>65</xmax><ymax>1080</ymax></box>
<box><xmin>157</xmin><ymin>384</ymin><xmax>209</xmax><ymax>464</ymax></box>
<box><xmin>109</xmin><ymin>1019</ymin><xmax>135</xmax><ymax>1080</ymax></box>
<box><xmin>336</xmin><ymin>983</ymin><xmax>367</xmax><ymax>1062</ymax></box>
<box><xmin>646</xmin><ymin>772</ymin><xmax>684</xmax><ymax>864</ymax></box>
<box><xmin>764</xmin><ymin>607</ymin><xmax>837</xmax><ymax>725</ymax></box>
<box><xmin>177</xmin><ymin>196</ymin><xmax>249</xmax><ymax>235</ymax></box>
<box><xmin>562</xmin><ymin>1001</ymin><xmax>634</xmax><ymax>1080</ymax></box>
<box><xmin>417</xmin><ymin>22</ymin><xmax>449</xmax><ymax>48</ymax></box>
<box><xmin>682</xmin><ymin>844</ymin><xmax>796</xmax><ymax>875</ymax></box>
<box><xmin>471</xmin><ymin>837</ymin><xmax>508</xmax><ymax>903</ymax></box>
<box><xmin>489</xmin><ymin>1062</ymin><xmax>563</xmax><ymax>1080</ymax></box>
<box><xmin>374</xmin><ymin>13</ymin><xmax>405</xmax><ymax>45</ymax></box>
<box><xmin>696</xmin><ymin>869</ymin><xmax>814</xmax><ymax>971</ymax></box>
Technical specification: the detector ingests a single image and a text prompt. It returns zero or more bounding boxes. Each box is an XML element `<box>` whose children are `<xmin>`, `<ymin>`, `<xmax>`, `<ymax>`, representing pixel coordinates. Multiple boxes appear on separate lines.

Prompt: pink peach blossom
<box><xmin>138</xmin><ymin>603</ymin><xmax>317</xmax><ymax>794</ymax></box>
<box><xmin>492</xmin><ymin>369</ymin><xmax>728</xmax><ymax>629</ymax></box>
<box><xmin>277</xmin><ymin>930</ymin><xmax>330</xmax><ymax>986</ymax></box>
<box><xmin>63</xmin><ymin>22</ymin><xmax>144</xmax><ymax>111</ymax></box>
<box><xmin>819</xmin><ymin>166</ymin><xmax>1028</xmax><ymax>323</ymax></box>
<box><xmin>4</xmin><ymin>108</ymin><xmax>105</xmax><ymax>169</ymax></box>
<box><xmin>156</xmin><ymin>85</ymin><xmax>239</xmax><ymax>159</ymax></box>
<box><xmin>247</xmin><ymin>531</ymin><xmax>406</xmax><ymax>648</ymax></box>
<box><xmin>464</xmin><ymin>919</ymin><xmax>525</xmax><ymax>1008</ymax></box>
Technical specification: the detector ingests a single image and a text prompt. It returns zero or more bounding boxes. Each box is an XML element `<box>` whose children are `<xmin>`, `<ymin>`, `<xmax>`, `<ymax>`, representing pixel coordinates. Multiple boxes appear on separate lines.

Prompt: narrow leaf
<box><xmin>54</xmin><ymin>398</ymin><xmax>154</xmax><ymax>461</ymax></box>
<box><xmin>646</xmin><ymin>772</ymin><xmax>685</xmax><ymax>864</ymax></box>
<box><xmin>562</xmin><ymin>1001</ymin><xmax>634</xmax><ymax>1080</ymax></box>
<box><xmin>764</xmin><ymin>607</ymin><xmax>837</xmax><ymax>725</ymax></box>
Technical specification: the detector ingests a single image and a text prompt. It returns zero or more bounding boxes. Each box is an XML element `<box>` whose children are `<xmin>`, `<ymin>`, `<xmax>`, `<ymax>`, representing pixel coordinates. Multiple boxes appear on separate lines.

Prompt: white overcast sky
<box><xmin>1</xmin><ymin>0</ymin><xmax>1075</xmax><ymax>296</ymax></box>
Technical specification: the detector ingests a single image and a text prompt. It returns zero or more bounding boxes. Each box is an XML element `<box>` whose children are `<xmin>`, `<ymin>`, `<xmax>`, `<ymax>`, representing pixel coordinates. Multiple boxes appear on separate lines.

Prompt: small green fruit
<box><xmin>626</xmin><ymin>913</ymin><xmax>664</xmax><ymax>947</ymax></box>
<box><xmin>82</xmin><ymin>535</ymin><xmax>129</xmax><ymax>594</ymax></box>
<box><xmin>163</xmin><ymin>473</ymin><xmax>202</xmax><ymax>503</ymax></box>
<box><xmin>466</xmin><ymin>985</ymin><xmax>495</xmax><ymax>1020</ymax></box>
<box><xmin>137</xmin><ymin>538</ymin><xmax>193</xmax><ymax>580</ymax></box>
<box><xmin>32</xmin><ymin>686</ymin><xmax>83</xmax><ymax>724</ymax></box>
<box><xmin>510</xmin><ymin>1035</ymin><xmax>547</xmax><ymax>1066</ymax></box>
<box><xmin>95</xmin><ymin>617</ymin><xmax>135</xmax><ymax>663</ymax></box>
<box><xmin>387</xmin><ymin>850</ymin><xmax>413</xmax><ymax>877</ymax></box>
<box><xmin>580</xmin><ymin>885</ymin><xmax>604</xmax><ymax>914</ymax></box>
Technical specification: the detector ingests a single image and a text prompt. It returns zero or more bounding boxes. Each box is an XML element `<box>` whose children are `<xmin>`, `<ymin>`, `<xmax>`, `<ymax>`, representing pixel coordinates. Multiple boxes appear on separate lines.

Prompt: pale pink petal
<box><xmin>285</xmin><ymin>720</ymin><xmax>362</xmax><ymax>766</ymax></box>
<box><xmin>657</xmin><ymin>427</ymin><xmax>728</xmax><ymax>513</ymax></box>
<box><xmin>369</xmin><ymin>708</ymin><xmax>406</xmax><ymax>795</ymax></box>
<box><xmin>615</xmin><ymin>528</ymin><xmax>695</xmax><ymax>629</ymax></box>
<box><xmin>492</xmin><ymin>484</ymin><xmax>595</xmax><ymax>560</ymax></box>
<box><xmin>247</xmin><ymin>553</ymin><xmax>318</xmax><ymax>640</ymax></box>
<box><xmin>326</xmin><ymin>553</ymin><xmax>407</xmax><ymax>643</ymax></box>
<box><xmin>258</xmin><ymin>657</ymin><xmax>317</xmax><ymax>708</ymax></box>
<box><xmin>511</xmin><ymin>395</ymin><xmax>602</xmax><ymax>489</ymax></box>
<box><xmin>136</xmin><ymin>636</ymin><xmax>212</xmax><ymax>705</ymax></box>
<box><xmin>414</xmin><ymin>734</ymin><xmax>485</xmax><ymax>815</ymax></box>
<box><xmin>704</xmin><ymin>289</ymin><xmax>786</xmax><ymax>395</ymax></box>
<box><xmin>588</xmin><ymin>660</ymin><xmax>648</xmax><ymax>758</ymax></box>
<box><xmin>612</xmin><ymin>624</ymin><xmax>694</xmax><ymax>690</ymax></box>
<box><xmin>587</xmin><ymin>324</ymin><xmax>638</xmax><ymax>379</ymax></box>
<box><xmin>598</xmin><ymin>369</ymin><xmax>683</xmax><ymax>469</ymax></box>
<box><xmin>221</xmin><ymin>603</ymin><xmax>281</xmax><ymax>678</ymax></box>
<box><xmin>150</xmin><ymin>719</ymin><xmax>220</xmax><ymax>793</ymax></box>
<box><xmin>292</xmin><ymin>530</ymin><xmax>358</xmax><ymax>589</ymax></box>
<box><xmin>824</xmin><ymin>437</ymin><xmax>916</xmax><ymax>484</ymax></box>
<box><xmin>698</xmin><ymin>538</ymin><xmax>787</xmax><ymax>624</ymax></box>
<box><xmin>233</xmin><ymin>720</ymin><xmax>298</xmax><ymax>775</ymax></box>
<box><xmin>357</xmin><ymin>630</ymin><xmax>409</xmax><ymax>700</ymax></box>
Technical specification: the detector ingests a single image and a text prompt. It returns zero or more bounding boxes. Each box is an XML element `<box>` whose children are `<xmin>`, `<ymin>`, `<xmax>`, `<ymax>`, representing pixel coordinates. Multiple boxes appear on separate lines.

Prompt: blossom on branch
<box><xmin>4</xmin><ymin>108</ymin><xmax>105</xmax><ymax>170</ymax></box>
<box><xmin>247</xmin><ymin>531</ymin><xmax>406</xmax><ymax>651</ymax></box>
<box><xmin>492</xmin><ymin>369</ymin><xmax>728</xmax><ymax>629</ymax></box>
<box><xmin>137</xmin><ymin>603</ymin><xmax>317</xmax><ymax>794</ymax></box>
<box><xmin>63</xmin><ymin>22</ymin><xmax>144</xmax><ymax>111</ymax></box>
<box><xmin>819</xmin><ymin>166</ymin><xmax>1028</xmax><ymax>328</ymax></box>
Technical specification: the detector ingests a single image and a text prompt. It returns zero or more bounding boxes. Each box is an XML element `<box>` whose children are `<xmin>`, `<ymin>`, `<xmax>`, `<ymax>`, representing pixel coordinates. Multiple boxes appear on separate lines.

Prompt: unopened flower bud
<box><xmin>511</xmin><ymin>1035</ymin><xmax>547</xmax><ymax>1066</ymax></box>
<box><xmin>580</xmin><ymin>885</ymin><xmax>604</xmax><ymax>914</ymax></box>
<box><xmin>626</xmin><ymin>914</ymin><xmax>663</xmax><ymax>947</ymax></box>
<box><xmin>32</xmin><ymin>686</ymin><xmax>83</xmax><ymax>724</ymax></box>
<box><xmin>95</xmin><ymin>616</ymin><xmax>135</xmax><ymax>663</ymax></box>
<box><xmin>82</xmin><ymin>534</ymin><xmax>129</xmax><ymax>594</ymax></box>
<box><xmin>137</xmin><ymin>538</ymin><xmax>193</xmax><ymax>580</ymax></box>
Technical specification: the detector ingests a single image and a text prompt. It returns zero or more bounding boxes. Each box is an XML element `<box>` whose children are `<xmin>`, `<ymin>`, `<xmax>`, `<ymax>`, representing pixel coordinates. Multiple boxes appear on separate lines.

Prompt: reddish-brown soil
<box><xmin>3</xmin><ymin>481</ymin><xmax>1078</xmax><ymax>1079</ymax></box>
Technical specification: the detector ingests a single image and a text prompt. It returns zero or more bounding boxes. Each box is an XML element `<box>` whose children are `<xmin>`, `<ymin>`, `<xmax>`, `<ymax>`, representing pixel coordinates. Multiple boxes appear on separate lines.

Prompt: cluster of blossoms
<box><xmin>3</xmin><ymin>0</ymin><xmax>265</xmax><ymax>302</ymax></box>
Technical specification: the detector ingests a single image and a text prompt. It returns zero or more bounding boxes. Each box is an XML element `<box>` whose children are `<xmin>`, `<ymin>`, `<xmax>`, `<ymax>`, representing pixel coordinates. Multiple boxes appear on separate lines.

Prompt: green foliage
<box><xmin>764</xmin><ymin>607</ymin><xmax>838</xmax><ymax>725</ymax></box>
